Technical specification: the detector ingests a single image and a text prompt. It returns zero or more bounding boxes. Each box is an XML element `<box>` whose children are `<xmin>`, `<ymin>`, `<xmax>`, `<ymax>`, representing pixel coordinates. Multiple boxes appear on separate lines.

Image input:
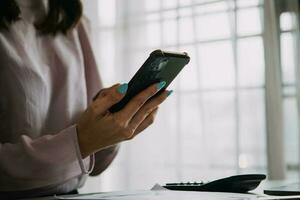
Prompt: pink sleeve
<box><xmin>0</xmin><ymin>126</ymin><xmax>93</xmax><ymax>191</ymax></box>
<box><xmin>78</xmin><ymin>17</ymin><xmax>103</xmax><ymax>104</ymax></box>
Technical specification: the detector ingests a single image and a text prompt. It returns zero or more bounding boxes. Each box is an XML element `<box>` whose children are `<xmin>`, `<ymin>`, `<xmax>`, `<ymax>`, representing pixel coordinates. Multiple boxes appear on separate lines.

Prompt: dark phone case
<box><xmin>109</xmin><ymin>49</ymin><xmax>190</xmax><ymax>113</ymax></box>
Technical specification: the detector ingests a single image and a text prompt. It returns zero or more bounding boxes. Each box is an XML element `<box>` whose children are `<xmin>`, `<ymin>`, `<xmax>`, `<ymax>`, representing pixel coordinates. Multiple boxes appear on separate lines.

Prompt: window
<box><xmin>82</xmin><ymin>0</ymin><xmax>268</xmax><ymax>193</ymax></box>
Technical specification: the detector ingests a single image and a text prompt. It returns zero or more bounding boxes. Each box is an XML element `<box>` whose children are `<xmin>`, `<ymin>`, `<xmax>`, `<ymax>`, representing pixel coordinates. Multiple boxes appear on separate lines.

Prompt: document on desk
<box><xmin>55</xmin><ymin>190</ymin><xmax>258</xmax><ymax>200</ymax></box>
<box><xmin>259</xmin><ymin>196</ymin><xmax>300</xmax><ymax>200</ymax></box>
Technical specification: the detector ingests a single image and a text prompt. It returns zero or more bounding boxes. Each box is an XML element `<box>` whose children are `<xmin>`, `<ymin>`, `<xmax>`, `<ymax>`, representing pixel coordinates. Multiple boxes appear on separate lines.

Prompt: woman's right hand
<box><xmin>76</xmin><ymin>82</ymin><xmax>169</xmax><ymax>158</ymax></box>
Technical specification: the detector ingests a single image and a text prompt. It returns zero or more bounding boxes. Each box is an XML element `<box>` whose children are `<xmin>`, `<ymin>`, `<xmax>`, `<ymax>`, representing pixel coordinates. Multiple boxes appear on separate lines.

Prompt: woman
<box><xmin>0</xmin><ymin>0</ymin><xmax>171</xmax><ymax>198</ymax></box>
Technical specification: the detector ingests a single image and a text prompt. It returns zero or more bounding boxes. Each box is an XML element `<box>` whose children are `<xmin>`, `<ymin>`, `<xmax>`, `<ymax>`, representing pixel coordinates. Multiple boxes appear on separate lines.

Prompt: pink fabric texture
<box><xmin>0</xmin><ymin>10</ymin><xmax>105</xmax><ymax>194</ymax></box>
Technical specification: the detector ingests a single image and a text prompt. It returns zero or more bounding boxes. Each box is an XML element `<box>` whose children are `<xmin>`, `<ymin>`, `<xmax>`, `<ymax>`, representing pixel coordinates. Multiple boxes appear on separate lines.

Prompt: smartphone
<box><xmin>109</xmin><ymin>49</ymin><xmax>190</xmax><ymax>113</ymax></box>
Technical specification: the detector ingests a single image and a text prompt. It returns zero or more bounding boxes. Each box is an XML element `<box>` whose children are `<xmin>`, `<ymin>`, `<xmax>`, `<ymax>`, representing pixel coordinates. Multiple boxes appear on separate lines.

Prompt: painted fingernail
<box><xmin>117</xmin><ymin>83</ymin><xmax>128</xmax><ymax>94</ymax></box>
<box><xmin>167</xmin><ymin>90</ymin><xmax>173</xmax><ymax>97</ymax></box>
<box><xmin>156</xmin><ymin>81</ymin><xmax>166</xmax><ymax>91</ymax></box>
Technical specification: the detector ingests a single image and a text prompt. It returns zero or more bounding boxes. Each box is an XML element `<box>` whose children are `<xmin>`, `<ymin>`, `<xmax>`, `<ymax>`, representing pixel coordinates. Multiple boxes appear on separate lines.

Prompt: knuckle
<box><xmin>157</xmin><ymin>93</ymin><xmax>166</xmax><ymax>101</ymax></box>
<box><xmin>149</xmin><ymin>115</ymin><xmax>155</xmax><ymax>124</ymax></box>
<box><xmin>134</xmin><ymin>97</ymin><xmax>145</xmax><ymax>107</ymax></box>
<box><xmin>142</xmin><ymin>104</ymin><xmax>154</xmax><ymax>114</ymax></box>
<box><xmin>145</xmin><ymin>109</ymin><xmax>153</xmax><ymax>116</ymax></box>
<box><xmin>98</xmin><ymin>89</ymin><xmax>109</xmax><ymax>98</ymax></box>
<box><xmin>94</xmin><ymin>88</ymin><xmax>110</xmax><ymax>100</ymax></box>
<box><xmin>145</xmin><ymin>87</ymin><xmax>157</xmax><ymax>97</ymax></box>
<box><xmin>122</xmin><ymin>128</ymin><xmax>134</xmax><ymax>139</ymax></box>
<box><xmin>162</xmin><ymin>93</ymin><xmax>168</xmax><ymax>100</ymax></box>
<box><xmin>107</xmin><ymin>92</ymin><xmax>120</xmax><ymax>103</ymax></box>
<box><xmin>154</xmin><ymin>95</ymin><xmax>166</xmax><ymax>105</ymax></box>
<box><xmin>115</xmin><ymin>120</ymin><xmax>126</xmax><ymax>130</ymax></box>
<box><xmin>112</xmin><ymin>116</ymin><xmax>126</xmax><ymax>129</ymax></box>
<box><xmin>150</xmin><ymin>87</ymin><xmax>157</xmax><ymax>95</ymax></box>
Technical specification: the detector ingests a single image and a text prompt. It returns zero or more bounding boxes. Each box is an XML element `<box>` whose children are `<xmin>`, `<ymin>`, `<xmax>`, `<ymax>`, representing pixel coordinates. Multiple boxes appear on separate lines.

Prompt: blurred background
<box><xmin>80</xmin><ymin>0</ymin><xmax>300</xmax><ymax>193</ymax></box>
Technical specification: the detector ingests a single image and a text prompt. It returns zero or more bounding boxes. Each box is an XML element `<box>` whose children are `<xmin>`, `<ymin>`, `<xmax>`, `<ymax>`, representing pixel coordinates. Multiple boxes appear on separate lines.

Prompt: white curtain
<box><xmin>79</xmin><ymin>0</ymin><xmax>297</xmax><ymax>193</ymax></box>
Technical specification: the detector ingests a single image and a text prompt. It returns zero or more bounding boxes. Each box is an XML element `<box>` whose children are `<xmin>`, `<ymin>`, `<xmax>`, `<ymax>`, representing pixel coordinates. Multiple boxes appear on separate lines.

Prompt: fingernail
<box><xmin>167</xmin><ymin>90</ymin><xmax>173</xmax><ymax>97</ymax></box>
<box><xmin>156</xmin><ymin>81</ymin><xmax>166</xmax><ymax>91</ymax></box>
<box><xmin>117</xmin><ymin>83</ymin><xmax>128</xmax><ymax>94</ymax></box>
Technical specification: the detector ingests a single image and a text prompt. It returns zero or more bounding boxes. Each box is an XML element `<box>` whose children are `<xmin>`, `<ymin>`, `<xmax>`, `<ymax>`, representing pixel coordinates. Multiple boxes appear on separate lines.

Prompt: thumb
<box><xmin>91</xmin><ymin>83</ymin><xmax>128</xmax><ymax>116</ymax></box>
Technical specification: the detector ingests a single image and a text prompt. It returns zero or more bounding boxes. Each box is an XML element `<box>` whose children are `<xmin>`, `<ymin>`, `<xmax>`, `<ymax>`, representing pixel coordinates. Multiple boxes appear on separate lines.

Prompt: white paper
<box><xmin>259</xmin><ymin>195</ymin><xmax>300</xmax><ymax>200</ymax></box>
<box><xmin>151</xmin><ymin>183</ymin><xmax>168</xmax><ymax>191</ymax></box>
<box><xmin>55</xmin><ymin>190</ymin><xmax>258</xmax><ymax>200</ymax></box>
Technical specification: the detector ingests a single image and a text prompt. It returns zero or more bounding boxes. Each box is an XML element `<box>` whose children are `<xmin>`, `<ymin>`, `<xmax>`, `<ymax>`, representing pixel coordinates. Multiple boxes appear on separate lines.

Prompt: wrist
<box><xmin>76</xmin><ymin>125</ymin><xmax>91</xmax><ymax>159</ymax></box>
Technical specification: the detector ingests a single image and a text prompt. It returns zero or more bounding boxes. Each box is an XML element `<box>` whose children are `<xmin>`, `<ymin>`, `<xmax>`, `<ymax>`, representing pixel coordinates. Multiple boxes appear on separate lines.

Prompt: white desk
<box><xmin>25</xmin><ymin>181</ymin><xmax>300</xmax><ymax>200</ymax></box>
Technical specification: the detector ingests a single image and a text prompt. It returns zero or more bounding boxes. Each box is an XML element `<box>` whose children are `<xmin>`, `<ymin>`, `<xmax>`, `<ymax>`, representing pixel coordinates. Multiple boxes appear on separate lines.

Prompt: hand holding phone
<box><xmin>78</xmin><ymin>50</ymin><xmax>190</xmax><ymax>157</ymax></box>
<box><xmin>77</xmin><ymin>82</ymin><xmax>169</xmax><ymax>158</ymax></box>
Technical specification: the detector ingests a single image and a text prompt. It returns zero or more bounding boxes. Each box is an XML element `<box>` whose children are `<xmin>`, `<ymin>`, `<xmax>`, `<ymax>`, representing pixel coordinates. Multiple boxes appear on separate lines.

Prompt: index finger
<box><xmin>114</xmin><ymin>81</ymin><xmax>166</xmax><ymax>122</ymax></box>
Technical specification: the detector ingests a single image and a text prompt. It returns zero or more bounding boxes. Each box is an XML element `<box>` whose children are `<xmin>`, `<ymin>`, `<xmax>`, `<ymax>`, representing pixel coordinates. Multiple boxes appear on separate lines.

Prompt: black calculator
<box><xmin>164</xmin><ymin>174</ymin><xmax>266</xmax><ymax>193</ymax></box>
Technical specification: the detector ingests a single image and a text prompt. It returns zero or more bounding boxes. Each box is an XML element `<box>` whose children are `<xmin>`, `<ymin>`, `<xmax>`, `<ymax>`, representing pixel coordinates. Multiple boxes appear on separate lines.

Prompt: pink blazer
<box><xmin>0</xmin><ymin>15</ymin><xmax>118</xmax><ymax>196</ymax></box>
